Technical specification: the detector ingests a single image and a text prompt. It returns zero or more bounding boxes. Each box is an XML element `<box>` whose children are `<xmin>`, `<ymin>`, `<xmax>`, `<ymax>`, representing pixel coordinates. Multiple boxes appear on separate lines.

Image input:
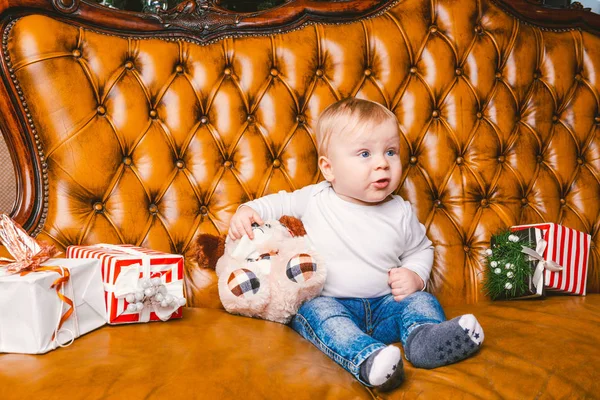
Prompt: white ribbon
<box><xmin>521</xmin><ymin>239</ymin><xmax>563</xmax><ymax>295</ymax></box>
<box><xmin>94</xmin><ymin>244</ymin><xmax>183</xmax><ymax>322</ymax></box>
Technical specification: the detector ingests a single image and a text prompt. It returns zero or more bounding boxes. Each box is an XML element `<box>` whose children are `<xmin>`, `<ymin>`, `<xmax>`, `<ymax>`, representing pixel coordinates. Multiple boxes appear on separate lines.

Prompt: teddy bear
<box><xmin>194</xmin><ymin>216</ymin><xmax>326</xmax><ymax>324</ymax></box>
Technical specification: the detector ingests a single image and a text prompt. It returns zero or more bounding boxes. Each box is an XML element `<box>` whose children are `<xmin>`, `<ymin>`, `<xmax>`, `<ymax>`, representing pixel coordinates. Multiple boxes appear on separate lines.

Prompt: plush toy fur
<box><xmin>194</xmin><ymin>216</ymin><xmax>325</xmax><ymax>324</ymax></box>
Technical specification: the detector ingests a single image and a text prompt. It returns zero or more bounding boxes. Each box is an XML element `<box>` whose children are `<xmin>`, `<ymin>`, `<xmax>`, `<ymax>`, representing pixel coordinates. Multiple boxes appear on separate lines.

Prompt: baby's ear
<box><xmin>279</xmin><ymin>215</ymin><xmax>306</xmax><ymax>237</ymax></box>
<box><xmin>194</xmin><ymin>234</ymin><xmax>226</xmax><ymax>269</ymax></box>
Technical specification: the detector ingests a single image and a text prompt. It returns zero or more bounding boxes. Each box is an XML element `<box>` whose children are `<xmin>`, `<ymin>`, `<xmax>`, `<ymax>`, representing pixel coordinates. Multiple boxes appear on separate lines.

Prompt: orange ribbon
<box><xmin>20</xmin><ymin>266</ymin><xmax>73</xmax><ymax>341</ymax></box>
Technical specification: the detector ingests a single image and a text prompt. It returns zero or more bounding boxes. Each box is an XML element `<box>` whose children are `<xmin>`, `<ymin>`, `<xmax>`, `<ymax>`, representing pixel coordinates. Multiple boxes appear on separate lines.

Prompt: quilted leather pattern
<box><xmin>6</xmin><ymin>0</ymin><xmax>600</xmax><ymax>306</ymax></box>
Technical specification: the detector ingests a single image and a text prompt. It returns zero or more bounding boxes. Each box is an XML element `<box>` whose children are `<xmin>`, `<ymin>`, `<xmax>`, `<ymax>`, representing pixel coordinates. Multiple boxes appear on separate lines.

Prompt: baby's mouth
<box><xmin>373</xmin><ymin>178</ymin><xmax>390</xmax><ymax>189</ymax></box>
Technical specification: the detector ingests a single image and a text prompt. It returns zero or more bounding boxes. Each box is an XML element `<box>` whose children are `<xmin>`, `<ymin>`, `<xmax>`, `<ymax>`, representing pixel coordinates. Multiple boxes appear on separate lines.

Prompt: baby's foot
<box><xmin>359</xmin><ymin>345</ymin><xmax>405</xmax><ymax>391</ymax></box>
<box><xmin>405</xmin><ymin>314</ymin><xmax>484</xmax><ymax>369</ymax></box>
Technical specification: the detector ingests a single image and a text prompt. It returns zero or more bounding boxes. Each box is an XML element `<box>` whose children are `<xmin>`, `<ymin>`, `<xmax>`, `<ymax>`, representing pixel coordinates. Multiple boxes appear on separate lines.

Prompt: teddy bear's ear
<box><xmin>194</xmin><ymin>234</ymin><xmax>226</xmax><ymax>269</ymax></box>
<box><xmin>279</xmin><ymin>215</ymin><xmax>306</xmax><ymax>237</ymax></box>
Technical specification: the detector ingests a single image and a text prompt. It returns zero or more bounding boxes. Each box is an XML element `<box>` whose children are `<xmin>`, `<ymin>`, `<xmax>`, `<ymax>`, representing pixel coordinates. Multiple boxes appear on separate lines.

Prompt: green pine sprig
<box><xmin>483</xmin><ymin>230</ymin><xmax>536</xmax><ymax>300</ymax></box>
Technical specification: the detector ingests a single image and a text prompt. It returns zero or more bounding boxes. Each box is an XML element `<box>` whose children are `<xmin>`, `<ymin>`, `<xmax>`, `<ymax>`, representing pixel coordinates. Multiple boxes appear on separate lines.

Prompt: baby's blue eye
<box><xmin>386</xmin><ymin>149</ymin><xmax>397</xmax><ymax>156</ymax></box>
<box><xmin>359</xmin><ymin>151</ymin><xmax>370</xmax><ymax>158</ymax></box>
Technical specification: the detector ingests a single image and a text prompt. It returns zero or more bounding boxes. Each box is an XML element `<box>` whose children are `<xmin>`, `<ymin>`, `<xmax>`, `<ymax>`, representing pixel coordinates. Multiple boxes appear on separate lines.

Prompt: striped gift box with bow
<box><xmin>511</xmin><ymin>223</ymin><xmax>590</xmax><ymax>295</ymax></box>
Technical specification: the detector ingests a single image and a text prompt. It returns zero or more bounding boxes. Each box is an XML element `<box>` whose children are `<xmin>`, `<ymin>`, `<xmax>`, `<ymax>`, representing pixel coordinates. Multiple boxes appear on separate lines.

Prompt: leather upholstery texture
<box><xmin>1</xmin><ymin>296</ymin><xmax>598</xmax><ymax>399</ymax></box>
<box><xmin>6</xmin><ymin>0</ymin><xmax>600</xmax><ymax>307</ymax></box>
<box><xmin>2</xmin><ymin>0</ymin><xmax>600</xmax><ymax>398</ymax></box>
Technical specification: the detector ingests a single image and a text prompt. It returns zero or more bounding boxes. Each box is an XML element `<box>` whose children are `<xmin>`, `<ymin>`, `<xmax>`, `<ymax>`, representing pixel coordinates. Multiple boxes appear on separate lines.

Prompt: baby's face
<box><xmin>324</xmin><ymin>120</ymin><xmax>401</xmax><ymax>206</ymax></box>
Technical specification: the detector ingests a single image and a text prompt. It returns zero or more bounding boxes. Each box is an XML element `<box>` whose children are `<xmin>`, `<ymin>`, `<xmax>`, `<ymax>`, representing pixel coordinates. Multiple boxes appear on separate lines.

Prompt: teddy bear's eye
<box><xmin>227</xmin><ymin>268</ymin><xmax>260</xmax><ymax>297</ymax></box>
<box><xmin>265</xmin><ymin>223</ymin><xmax>271</xmax><ymax>228</ymax></box>
<box><xmin>286</xmin><ymin>253</ymin><xmax>317</xmax><ymax>283</ymax></box>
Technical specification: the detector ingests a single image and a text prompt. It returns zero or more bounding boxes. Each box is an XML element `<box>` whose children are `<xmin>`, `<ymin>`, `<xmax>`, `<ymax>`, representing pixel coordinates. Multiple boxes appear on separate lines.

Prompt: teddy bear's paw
<box><xmin>286</xmin><ymin>253</ymin><xmax>318</xmax><ymax>283</ymax></box>
<box><xmin>227</xmin><ymin>268</ymin><xmax>261</xmax><ymax>298</ymax></box>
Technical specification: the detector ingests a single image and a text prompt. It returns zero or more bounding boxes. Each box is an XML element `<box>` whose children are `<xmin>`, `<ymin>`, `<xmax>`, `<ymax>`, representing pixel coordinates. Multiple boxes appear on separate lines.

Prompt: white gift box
<box><xmin>0</xmin><ymin>258</ymin><xmax>106</xmax><ymax>354</ymax></box>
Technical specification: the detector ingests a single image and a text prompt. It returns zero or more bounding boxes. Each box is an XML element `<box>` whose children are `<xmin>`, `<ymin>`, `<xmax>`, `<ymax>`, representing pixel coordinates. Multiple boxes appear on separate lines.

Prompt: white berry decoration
<box><xmin>494</xmin><ymin>268</ymin><xmax>502</xmax><ymax>274</ymax></box>
<box><xmin>485</xmin><ymin>249</ymin><xmax>493</xmax><ymax>256</ymax></box>
<box><xmin>505</xmin><ymin>282</ymin><xmax>513</xmax><ymax>289</ymax></box>
<box><xmin>507</xmin><ymin>271</ymin><xmax>514</xmax><ymax>278</ymax></box>
<box><xmin>491</xmin><ymin>261</ymin><xmax>498</xmax><ymax>267</ymax></box>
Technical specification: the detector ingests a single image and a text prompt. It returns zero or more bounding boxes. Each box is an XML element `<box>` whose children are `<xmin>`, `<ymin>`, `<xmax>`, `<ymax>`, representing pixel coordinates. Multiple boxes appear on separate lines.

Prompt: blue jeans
<box><xmin>289</xmin><ymin>291</ymin><xmax>445</xmax><ymax>386</ymax></box>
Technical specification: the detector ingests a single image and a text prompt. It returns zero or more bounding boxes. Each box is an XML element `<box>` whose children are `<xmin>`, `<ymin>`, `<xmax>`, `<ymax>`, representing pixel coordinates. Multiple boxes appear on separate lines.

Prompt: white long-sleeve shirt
<box><xmin>243</xmin><ymin>181</ymin><xmax>433</xmax><ymax>298</ymax></box>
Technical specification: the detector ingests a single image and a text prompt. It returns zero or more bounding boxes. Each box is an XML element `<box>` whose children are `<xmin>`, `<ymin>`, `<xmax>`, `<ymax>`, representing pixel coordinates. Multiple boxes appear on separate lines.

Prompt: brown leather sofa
<box><xmin>1</xmin><ymin>0</ymin><xmax>599</xmax><ymax>398</ymax></box>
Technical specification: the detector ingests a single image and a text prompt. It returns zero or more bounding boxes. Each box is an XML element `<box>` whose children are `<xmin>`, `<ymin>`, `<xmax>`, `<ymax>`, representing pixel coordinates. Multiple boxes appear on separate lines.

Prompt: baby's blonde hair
<box><xmin>315</xmin><ymin>98</ymin><xmax>398</xmax><ymax>157</ymax></box>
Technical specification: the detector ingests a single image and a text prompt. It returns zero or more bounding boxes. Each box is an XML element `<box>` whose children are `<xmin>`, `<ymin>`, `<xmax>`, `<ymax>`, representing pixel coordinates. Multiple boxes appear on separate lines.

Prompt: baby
<box><xmin>228</xmin><ymin>98</ymin><xmax>484</xmax><ymax>391</ymax></box>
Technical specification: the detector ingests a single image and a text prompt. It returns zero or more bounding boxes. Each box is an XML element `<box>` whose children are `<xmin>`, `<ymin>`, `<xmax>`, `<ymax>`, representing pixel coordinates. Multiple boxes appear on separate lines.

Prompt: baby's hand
<box><xmin>388</xmin><ymin>268</ymin><xmax>425</xmax><ymax>302</ymax></box>
<box><xmin>228</xmin><ymin>206</ymin><xmax>264</xmax><ymax>241</ymax></box>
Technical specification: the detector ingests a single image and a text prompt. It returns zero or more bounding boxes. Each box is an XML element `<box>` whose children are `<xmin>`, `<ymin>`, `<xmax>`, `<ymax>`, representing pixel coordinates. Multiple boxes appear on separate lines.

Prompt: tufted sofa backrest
<box><xmin>2</xmin><ymin>0</ymin><xmax>599</xmax><ymax>306</ymax></box>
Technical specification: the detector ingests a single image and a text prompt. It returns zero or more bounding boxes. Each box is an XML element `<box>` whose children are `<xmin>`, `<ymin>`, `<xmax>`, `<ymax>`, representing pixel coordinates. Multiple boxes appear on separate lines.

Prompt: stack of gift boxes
<box><xmin>0</xmin><ymin>214</ymin><xmax>186</xmax><ymax>354</ymax></box>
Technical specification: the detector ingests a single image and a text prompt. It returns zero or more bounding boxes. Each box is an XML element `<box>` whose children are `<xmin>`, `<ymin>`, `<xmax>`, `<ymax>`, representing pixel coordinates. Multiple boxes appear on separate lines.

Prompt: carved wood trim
<box><xmin>491</xmin><ymin>0</ymin><xmax>600</xmax><ymax>35</ymax></box>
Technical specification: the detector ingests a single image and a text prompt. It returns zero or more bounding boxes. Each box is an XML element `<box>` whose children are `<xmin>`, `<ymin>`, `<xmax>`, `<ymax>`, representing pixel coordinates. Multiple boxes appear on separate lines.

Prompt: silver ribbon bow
<box><xmin>521</xmin><ymin>239</ymin><xmax>563</xmax><ymax>295</ymax></box>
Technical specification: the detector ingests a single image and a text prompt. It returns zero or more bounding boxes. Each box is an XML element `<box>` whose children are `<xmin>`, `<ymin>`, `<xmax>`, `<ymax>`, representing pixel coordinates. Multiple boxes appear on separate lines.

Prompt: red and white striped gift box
<box><xmin>511</xmin><ymin>223</ymin><xmax>590</xmax><ymax>295</ymax></box>
<box><xmin>66</xmin><ymin>244</ymin><xmax>184</xmax><ymax>324</ymax></box>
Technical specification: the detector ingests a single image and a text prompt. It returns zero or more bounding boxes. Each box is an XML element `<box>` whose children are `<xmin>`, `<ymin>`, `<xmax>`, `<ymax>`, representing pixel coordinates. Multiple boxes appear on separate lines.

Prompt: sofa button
<box><xmin>93</xmin><ymin>202</ymin><xmax>104</xmax><ymax>212</ymax></box>
<box><xmin>474</xmin><ymin>25</ymin><xmax>483</xmax><ymax>34</ymax></box>
<box><xmin>273</xmin><ymin>159</ymin><xmax>281</xmax><ymax>168</ymax></box>
<box><xmin>224</xmin><ymin>67</ymin><xmax>232</xmax><ymax>76</ymax></box>
<box><xmin>296</xmin><ymin>114</ymin><xmax>306</xmax><ymax>124</ymax></box>
<box><xmin>315</xmin><ymin>69</ymin><xmax>324</xmax><ymax>77</ymax></box>
<box><xmin>434</xmin><ymin>200</ymin><xmax>442</xmax><ymax>208</ymax></box>
<box><xmin>97</xmin><ymin>105</ymin><xmax>106</xmax><ymax>115</ymax></box>
<box><xmin>270</xmin><ymin>68</ymin><xmax>279</xmax><ymax>77</ymax></box>
<box><xmin>429</xmin><ymin>25</ymin><xmax>438</xmax><ymax>33</ymax></box>
<box><xmin>200</xmin><ymin>206</ymin><xmax>208</xmax><ymax>215</ymax></box>
<box><xmin>595</xmin><ymin>116</ymin><xmax>600</xmax><ymax>123</ymax></box>
<box><xmin>463</xmin><ymin>245</ymin><xmax>470</xmax><ymax>252</ymax></box>
<box><xmin>537</xmin><ymin>155</ymin><xmax>543</xmax><ymax>163</ymax></box>
<box><xmin>577</xmin><ymin>157</ymin><xmax>584</xmax><ymax>165</ymax></box>
<box><xmin>432</xmin><ymin>110</ymin><xmax>440</xmax><ymax>118</ymax></box>
<box><xmin>247</xmin><ymin>114</ymin><xmax>255</xmax><ymax>124</ymax></box>
<box><xmin>224</xmin><ymin>160</ymin><xmax>232</xmax><ymax>168</ymax></box>
<box><xmin>521</xmin><ymin>197</ymin><xmax>528</xmax><ymax>205</ymax></box>
<box><xmin>455</xmin><ymin>68</ymin><xmax>462</xmax><ymax>76</ymax></box>
<box><xmin>72</xmin><ymin>49</ymin><xmax>81</xmax><ymax>58</ymax></box>
<box><xmin>480</xmin><ymin>199</ymin><xmax>489</xmax><ymax>207</ymax></box>
<box><xmin>125</xmin><ymin>61</ymin><xmax>134</xmax><ymax>70</ymax></box>
<box><xmin>456</xmin><ymin>156</ymin><xmax>463</xmax><ymax>165</ymax></box>
<box><xmin>123</xmin><ymin>156</ymin><xmax>132</xmax><ymax>166</ymax></box>
<box><xmin>149</xmin><ymin>109</ymin><xmax>158</xmax><ymax>119</ymax></box>
<box><xmin>175</xmin><ymin>65</ymin><xmax>184</xmax><ymax>74</ymax></box>
<box><xmin>149</xmin><ymin>204</ymin><xmax>158</xmax><ymax>214</ymax></box>
<box><xmin>200</xmin><ymin>116</ymin><xmax>208</xmax><ymax>124</ymax></box>
<box><xmin>176</xmin><ymin>160</ymin><xmax>185</xmax><ymax>169</ymax></box>
<box><xmin>410</xmin><ymin>156</ymin><xmax>418</xmax><ymax>164</ymax></box>
<box><xmin>476</xmin><ymin>111</ymin><xmax>483</xmax><ymax>119</ymax></box>
<box><xmin>497</xmin><ymin>155</ymin><xmax>505</xmax><ymax>163</ymax></box>
<box><xmin>409</xmin><ymin>66</ymin><xmax>417</xmax><ymax>74</ymax></box>
<box><xmin>575</xmin><ymin>74</ymin><xmax>582</xmax><ymax>81</ymax></box>
<box><xmin>560</xmin><ymin>198</ymin><xmax>566</xmax><ymax>205</ymax></box>
<box><xmin>364</xmin><ymin>68</ymin><xmax>372</xmax><ymax>76</ymax></box>
<box><xmin>552</xmin><ymin>114</ymin><xmax>559</xmax><ymax>123</ymax></box>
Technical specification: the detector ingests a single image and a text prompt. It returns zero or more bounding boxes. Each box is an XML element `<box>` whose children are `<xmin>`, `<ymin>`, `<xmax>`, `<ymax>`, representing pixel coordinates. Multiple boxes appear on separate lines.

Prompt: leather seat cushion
<box><xmin>2</xmin><ymin>295</ymin><xmax>598</xmax><ymax>399</ymax></box>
